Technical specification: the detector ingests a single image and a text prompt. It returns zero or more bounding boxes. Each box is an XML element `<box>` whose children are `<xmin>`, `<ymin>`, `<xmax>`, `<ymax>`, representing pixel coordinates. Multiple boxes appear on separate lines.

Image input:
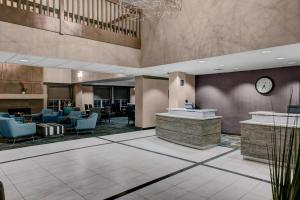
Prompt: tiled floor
<box><xmin>0</xmin><ymin>130</ymin><xmax>272</xmax><ymax>200</ymax></box>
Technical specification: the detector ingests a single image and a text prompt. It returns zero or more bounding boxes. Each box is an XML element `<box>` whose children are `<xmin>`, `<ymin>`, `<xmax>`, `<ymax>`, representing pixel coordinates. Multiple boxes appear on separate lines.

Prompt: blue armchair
<box><xmin>32</xmin><ymin>109</ymin><xmax>53</xmax><ymax>122</ymax></box>
<box><xmin>58</xmin><ymin>111</ymin><xmax>82</xmax><ymax>128</ymax></box>
<box><xmin>43</xmin><ymin>110</ymin><xmax>63</xmax><ymax>123</ymax></box>
<box><xmin>0</xmin><ymin>117</ymin><xmax>36</xmax><ymax>143</ymax></box>
<box><xmin>0</xmin><ymin>113</ymin><xmax>24</xmax><ymax>123</ymax></box>
<box><xmin>74</xmin><ymin>113</ymin><xmax>98</xmax><ymax>135</ymax></box>
<box><xmin>0</xmin><ymin>113</ymin><xmax>11</xmax><ymax>118</ymax></box>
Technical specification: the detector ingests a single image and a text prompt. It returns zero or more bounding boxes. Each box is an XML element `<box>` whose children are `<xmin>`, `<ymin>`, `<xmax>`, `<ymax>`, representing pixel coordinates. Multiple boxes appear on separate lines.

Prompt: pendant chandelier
<box><xmin>119</xmin><ymin>0</ymin><xmax>182</xmax><ymax>21</ymax></box>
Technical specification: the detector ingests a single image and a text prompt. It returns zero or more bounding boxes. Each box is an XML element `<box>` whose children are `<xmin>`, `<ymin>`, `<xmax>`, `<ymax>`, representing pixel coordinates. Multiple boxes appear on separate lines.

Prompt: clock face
<box><xmin>255</xmin><ymin>76</ymin><xmax>274</xmax><ymax>95</ymax></box>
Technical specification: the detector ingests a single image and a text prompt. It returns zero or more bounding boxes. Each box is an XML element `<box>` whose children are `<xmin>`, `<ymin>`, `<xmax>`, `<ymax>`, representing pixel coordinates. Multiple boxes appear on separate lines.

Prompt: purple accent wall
<box><xmin>195</xmin><ymin>66</ymin><xmax>300</xmax><ymax>134</ymax></box>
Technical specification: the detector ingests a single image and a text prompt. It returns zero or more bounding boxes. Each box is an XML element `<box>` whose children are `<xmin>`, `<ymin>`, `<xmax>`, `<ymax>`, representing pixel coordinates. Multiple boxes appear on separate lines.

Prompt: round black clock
<box><xmin>255</xmin><ymin>76</ymin><xmax>274</xmax><ymax>95</ymax></box>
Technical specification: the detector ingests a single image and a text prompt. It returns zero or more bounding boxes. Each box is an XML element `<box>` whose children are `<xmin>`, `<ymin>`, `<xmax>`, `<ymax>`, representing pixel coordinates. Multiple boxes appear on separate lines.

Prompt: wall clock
<box><xmin>255</xmin><ymin>76</ymin><xmax>274</xmax><ymax>95</ymax></box>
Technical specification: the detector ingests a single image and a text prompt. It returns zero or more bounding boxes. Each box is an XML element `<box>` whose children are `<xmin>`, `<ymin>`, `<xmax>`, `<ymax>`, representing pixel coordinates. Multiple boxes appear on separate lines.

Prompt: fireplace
<box><xmin>8</xmin><ymin>108</ymin><xmax>32</xmax><ymax>116</ymax></box>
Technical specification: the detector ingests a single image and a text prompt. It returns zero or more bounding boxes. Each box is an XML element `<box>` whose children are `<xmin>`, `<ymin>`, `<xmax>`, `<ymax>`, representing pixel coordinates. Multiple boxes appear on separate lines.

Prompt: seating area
<box><xmin>0</xmin><ymin>108</ymin><xmax>99</xmax><ymax>143</ymax></box>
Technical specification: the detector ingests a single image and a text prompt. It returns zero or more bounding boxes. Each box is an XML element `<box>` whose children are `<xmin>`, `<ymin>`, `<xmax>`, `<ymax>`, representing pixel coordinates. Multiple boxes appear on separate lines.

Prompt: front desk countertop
<box><xmin>241</xmin><ymin>111</ymin><xmax>300</xmax><ymax>128</ymax></box>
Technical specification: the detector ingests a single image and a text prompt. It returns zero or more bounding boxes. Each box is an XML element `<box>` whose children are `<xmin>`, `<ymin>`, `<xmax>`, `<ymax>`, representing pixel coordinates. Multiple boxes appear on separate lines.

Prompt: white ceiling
<box><xmin>0</xmin><ymin>43</ymin><xmax>300</xmax><ymax>78</ymax></box>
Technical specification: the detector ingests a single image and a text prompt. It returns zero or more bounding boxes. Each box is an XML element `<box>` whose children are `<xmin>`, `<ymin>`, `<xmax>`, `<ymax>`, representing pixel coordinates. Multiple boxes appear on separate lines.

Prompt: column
<box><xmin>168</xmin><ymin>72</ymin><xmax>195</xmax><ymax>108</ymax></box>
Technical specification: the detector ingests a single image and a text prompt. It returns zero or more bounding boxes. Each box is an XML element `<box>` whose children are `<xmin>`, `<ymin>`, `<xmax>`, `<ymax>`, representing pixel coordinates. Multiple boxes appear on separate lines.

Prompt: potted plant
<box><xmin>19</xmin><ymin>82</ymin><xmax>27</xmax><ymax>94</ymax></box>
<box><xmin>0</xmin><ymin>180</ymin><xmax>5</xmax><ymax>200</ymax></box>
<box><xmin>268</xmin><ymin>111</ymin><xmax>300</xmax><ymax>200</ymax></box>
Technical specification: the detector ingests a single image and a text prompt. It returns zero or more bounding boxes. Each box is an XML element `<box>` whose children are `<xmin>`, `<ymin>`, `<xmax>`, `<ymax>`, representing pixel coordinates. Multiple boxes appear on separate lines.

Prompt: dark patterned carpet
<box><xmin>0</xmin><ymin>117</ymin><xmax>141</xmax><ymax>151</ymax></box>
<box><xmin>0</xmin><ymin>117</ymin><xmax>241</xmax><ymax>151</ymax></box>
<box><xmin>220</xmin><ymin>134</ymin><xmax>241</xmax><ymax>149</ymax></box>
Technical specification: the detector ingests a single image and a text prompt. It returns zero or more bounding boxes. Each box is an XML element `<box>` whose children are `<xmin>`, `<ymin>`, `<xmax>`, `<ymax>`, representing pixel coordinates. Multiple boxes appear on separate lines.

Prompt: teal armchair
<box><xmin>43</xmin><ymin>110</ymin><xmax>63</xmax><ymax>123</ymax></box>
<box><xmin>32</xmin><ymin>108</ymin><xmax>53</xmax><ymax>123</ymax></box>
<box><xmin>0</xmin><ymin>113</ymin><xmax>11</xmax><ymax>118</ymax></box>
<box><xmin>0</xmin><ymin>113</ymin><xmax>24</xmax><ymax>123</ymax></box>
<box><xmin>58</xmin><ymin>111</ymin><xmax>82</xmax><ymax>128</ymax></box>
<box><xmin>74</xmin><ymin>113</ymin><xmax>98</xmax><ymax>135</ymax></box>
<box><xmin>0</xmin><ymin>117</ymin><xmax>36</xmax><ymax>143</ymax></box>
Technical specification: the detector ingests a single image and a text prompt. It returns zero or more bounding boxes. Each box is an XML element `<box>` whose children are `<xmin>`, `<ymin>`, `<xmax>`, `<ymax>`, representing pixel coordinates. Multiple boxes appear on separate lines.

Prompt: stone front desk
<box><xmin>156</xmin><ymin>109</ymin><xmax>222</xmax><ymax>149</ymax></box>
<box><xmin>241</xmin><ymin>111</ymin><xmax>300</xmax><ymax>162</ymax></box>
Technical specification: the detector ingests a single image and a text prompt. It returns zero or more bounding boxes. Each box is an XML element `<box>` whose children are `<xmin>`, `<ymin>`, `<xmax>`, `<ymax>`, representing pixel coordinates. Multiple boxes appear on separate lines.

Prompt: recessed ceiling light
<box><xmin>19</xmin><ymin>59</ymin><xmax>29</xmax><ymax>62</ymax></box>
<box><xmin>276</xmin><ymin>57</ymin><xmax>285</xmax><ymax>60</ymax></box>
<box><xmin>214</xmin><ymin>68</ymin><xmax>223</xmax><ymax>71</ymax></box>
<box><xmin>233</xmin><ymin>67</ymin><xmax>239</xmax><ymax>70</ymax></box>
<box><xmin>198</xmin><ymin>60</ymin><xmax>206</xmax><ymax>63</ymax></box>
<box><xmin>287</xmin><ymin>61</ymin><xmax>296</xmax><ymax>65</ymax></box>
<box><xmin>261</xmin><ymin>50</ymin><xmax>272</xmax><ymax>54</ymax></box>
<box><xmin>219</xmin><ymin>64</ymin><xmax>225</xmax><ymax>67</ymax></box>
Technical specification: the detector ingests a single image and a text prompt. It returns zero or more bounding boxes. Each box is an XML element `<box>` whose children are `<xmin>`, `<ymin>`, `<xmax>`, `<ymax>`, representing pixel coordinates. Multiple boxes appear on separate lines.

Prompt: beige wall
<box><xmin>141</xmin><ymin>0</ymin><xmax>300</xmax><ymax>67</ymax></box>
<box><xmin>82</xmin><ymin>86</ymin><xmax>94</xmax><ymax>107</ymax></box>
<box><xmin>0</xmin><ymin>21</ymin><xmax>141</xmax><ymax>68</ymax></box>
<box><xmin>71</xmin><ymin>70</ymin><xmax>126</xmax><ymax>83</ymax></box>
<box><xmin>130</xmin><ymin>88</ymin><xmax>135</xmax><ymax>104</ymax></box>
<box><xmin>73</xmin><ymin>84</ymin><xmax>83</xmax><ymax>110</ymax></box>
<box><xmin>44</xmin><ymin>68</ymin><xmax>126</xmax><ymax>84</ymax></box>
<box><xmin>135</xmin><ymin>76</ymin><xmax>169</xmax><ymax>128</ymax></box>
<box><xmin>73</xmin><ymin>85</ymin><xmax>94</xmax><ymax>111</ymax></box>
<box><xmin>43</xmin><ymin>68</ymin><xmax>72</xmax><ymax>84</ymax></box>
<box><xmin>169</xmin><ymin>72</ymin><xmax>195</xmax><ymax>108</ymax></box>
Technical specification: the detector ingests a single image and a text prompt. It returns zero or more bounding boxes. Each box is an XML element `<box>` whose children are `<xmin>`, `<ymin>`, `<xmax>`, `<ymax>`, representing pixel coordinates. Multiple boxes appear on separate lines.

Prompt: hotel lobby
<box><xmin>0</xmin><ymin>0</ymin><xmax>299</xmax><ymax>199</ymax></box>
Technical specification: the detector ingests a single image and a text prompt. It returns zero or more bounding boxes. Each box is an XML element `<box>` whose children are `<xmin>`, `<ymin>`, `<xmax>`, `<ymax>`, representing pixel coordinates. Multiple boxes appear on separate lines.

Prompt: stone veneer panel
<box><xmin>241</xmin><ymin>123</ymin><xmax>299</xmax><ymax>161</ymax></box>
<box><xmin>156</xmin><ymin>115</ymin><xmax>221</xmax><ymax>149</ymax></box>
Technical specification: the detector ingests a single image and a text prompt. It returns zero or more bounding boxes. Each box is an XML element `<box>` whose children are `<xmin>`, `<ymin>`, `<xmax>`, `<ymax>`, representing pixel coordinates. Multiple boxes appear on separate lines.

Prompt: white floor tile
<box><xmin>100</xmin><ymin>129</ymin><xmax>155</xmax><ymax>142</ymax></box>
<box><xmin>122</xmin><ymin>136</ymin><xmax>232</xmax><ymax>162</ymax></box>
<box><xmin>0</xmin><ymin>131</ymin><xmax>273</xmax><ymax>200</ymax></box>
<box><xmin>205</xmin><ymin>150</ymin><xmax>270</xmax><ymax>181</ymax></box>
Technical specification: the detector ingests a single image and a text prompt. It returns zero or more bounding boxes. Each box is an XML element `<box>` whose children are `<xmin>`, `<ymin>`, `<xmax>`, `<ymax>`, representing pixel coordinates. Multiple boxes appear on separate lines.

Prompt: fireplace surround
<box><xmin>8</xmin><ymin>108</ymin><xmax>32</xmax><ymax>116</ymax></box>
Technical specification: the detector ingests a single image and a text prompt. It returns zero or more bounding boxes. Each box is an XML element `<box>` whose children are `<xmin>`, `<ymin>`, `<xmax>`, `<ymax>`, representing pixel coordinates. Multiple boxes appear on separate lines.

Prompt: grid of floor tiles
<box><xmin>0</xmin><ymin>130</ymin><xmax>272</xmax><ymax>200</ymax></box>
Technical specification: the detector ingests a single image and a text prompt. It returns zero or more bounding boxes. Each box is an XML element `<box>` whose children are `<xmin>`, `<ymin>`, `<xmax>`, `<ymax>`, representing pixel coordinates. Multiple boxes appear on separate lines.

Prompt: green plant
<box><xmin>267</xmin><ymin>114</ymin><xmax>300</xmax><ymax>200</ymax></box>
<box><xmin>19</xmin><ymin>82</ymin><xmax>27</xmax><ymax>93</ymax></box>
<box><xmin>0</xmin><ymin>180</ymin><xmax>4</xmax><ymax>200</ymax></box>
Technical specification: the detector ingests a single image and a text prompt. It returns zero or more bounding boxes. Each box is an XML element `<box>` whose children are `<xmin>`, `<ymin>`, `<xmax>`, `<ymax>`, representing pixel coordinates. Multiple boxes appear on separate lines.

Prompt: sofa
<box><xmin>0</xmin><ymin>117</ymin><xmax>36</xmax><ymax>143</ymax></box>
<box><xmin>74</xmin><ymin>113</ymin><xmax>98</xmax><ymax>135</ymax></box>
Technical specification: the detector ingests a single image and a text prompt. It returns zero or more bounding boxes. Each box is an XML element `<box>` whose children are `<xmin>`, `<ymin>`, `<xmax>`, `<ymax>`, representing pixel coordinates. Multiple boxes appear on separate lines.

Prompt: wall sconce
<box><xmin>77</xmin><ymin>71</ymin><xmax>83</xmax><ymax>78</ymax></box>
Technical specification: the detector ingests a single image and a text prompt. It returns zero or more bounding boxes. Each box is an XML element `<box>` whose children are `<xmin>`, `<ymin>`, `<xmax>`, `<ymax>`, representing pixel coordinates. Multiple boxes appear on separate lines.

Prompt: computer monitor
<box><xmin>288</xmin><ymin>105</ymin><xmax>300</xmax><ymax>114</ymax></box>
<box><xmin>185</xmin><ymin>103</ymin><xmax>193</xmax><ymax>109</ymax></box>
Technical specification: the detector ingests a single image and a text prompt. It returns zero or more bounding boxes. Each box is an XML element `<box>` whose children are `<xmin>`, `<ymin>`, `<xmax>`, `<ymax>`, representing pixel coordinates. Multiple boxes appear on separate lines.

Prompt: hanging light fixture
<box><xmin>119</xmin><ymin>0</ymin><xmax>182</xmax><ymax>21</ymax></box>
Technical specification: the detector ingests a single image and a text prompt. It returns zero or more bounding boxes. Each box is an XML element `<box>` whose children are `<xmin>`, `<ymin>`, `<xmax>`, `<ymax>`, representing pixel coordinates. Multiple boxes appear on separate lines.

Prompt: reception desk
<box><xmin>241</xmin><ymin>111</ymin><xmax>300</xmax><ymax>162</ymax></box>
<box><xmin>156</xmin><ymin>108</ymin><xmax>222</xmax><ymax>149</ymax></box>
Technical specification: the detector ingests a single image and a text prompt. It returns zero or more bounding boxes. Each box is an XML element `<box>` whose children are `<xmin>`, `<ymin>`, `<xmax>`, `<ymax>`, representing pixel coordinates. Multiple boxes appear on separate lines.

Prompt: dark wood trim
<box><xmin>0</xmin><ymin>4</ymin><xmax>60</xmax><ymax>33</ymax></box>
<box><xmin>142</xmin><ymin>76</ymin><xmax>169</xmax><ymax>80</ymax></box>
<box><xmin>59</xmin><ymin>0</ymin><xmax>64</xmax><ymax>34</ymax></box>
<box><xmin>62</xmin><ymin>21</ymin><xmax>141</xmax><ymax>49</ymax></box>
<box><xmin>0</xmin><ymin>3</ymin><xmax>141</xmax><ymax>49</ymax></box>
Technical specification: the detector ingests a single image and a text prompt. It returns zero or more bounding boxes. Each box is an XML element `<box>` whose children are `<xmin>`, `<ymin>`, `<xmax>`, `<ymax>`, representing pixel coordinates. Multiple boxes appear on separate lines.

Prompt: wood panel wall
<box><xmin>0</xmin><ymin>99</ymin><xmax>43</xmax><ymax>113</ymax></box>
<box><xmin>0</xmin><ymin>64</ymin><xmax>43</xmax><ymax>94</ymax></box>
<box><xmin>0</xmin><ymin>64</ymin><xmax>44</xmax><ymax>113</ymax></box>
